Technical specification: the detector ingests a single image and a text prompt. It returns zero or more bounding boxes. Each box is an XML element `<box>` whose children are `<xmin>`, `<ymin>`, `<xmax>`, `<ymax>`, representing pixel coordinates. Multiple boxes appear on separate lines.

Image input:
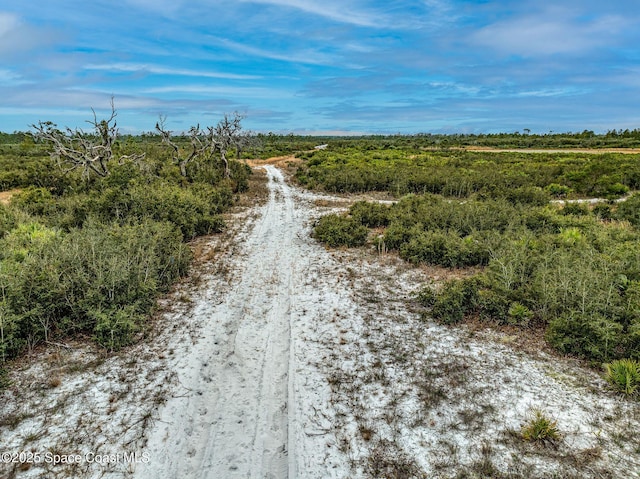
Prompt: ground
<box><xmin>1</xmin><ymin>165</ymin><xmax>639</xmax><ymax>479</ymax></box>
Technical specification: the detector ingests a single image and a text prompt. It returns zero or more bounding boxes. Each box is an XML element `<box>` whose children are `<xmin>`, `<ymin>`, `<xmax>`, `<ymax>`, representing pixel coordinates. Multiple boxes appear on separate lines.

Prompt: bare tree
<box><xmin>157</xmin><ymin>112</ymin><xmax>249</xmax><ymax>178</ymax></box>
<box><xmin>31</xmin><ymin>98</ymin><xmax>144</xmax><ymax>179</ymax></box>
<box><xmin>155</xmin><ymin>116</ymin><xmax>206</xmax><ymax>177</ymax></box>
<box><xmin>207</xmin><ymin>112</ymin><xmax>244</xmax><ymax>178</ymax></box>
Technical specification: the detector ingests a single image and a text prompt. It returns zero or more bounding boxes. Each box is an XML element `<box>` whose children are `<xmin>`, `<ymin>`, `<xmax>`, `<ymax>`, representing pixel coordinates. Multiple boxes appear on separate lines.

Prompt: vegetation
<box><xmin>0</xmin><ymin>108</ymin><xmax>252</xmax><ymax>363</ymax></box>
<box><xmin>308</xmin><ymin>138</ymin><xmax>640</xmax><ymax>364</ymax></box>
<box><xmin>603</xmin><ymin>359</ymin><xmax>640</xmax><ymax>396</ymax></box>
<box><xmin>520</xmin><ymin>409</ymin><xmax>561</xmax><ymax>445</ymax></box>
<box><xmin>296</xmin><ymin>147</ymin><xmax>637</xmax><ymax>200</ymax></box>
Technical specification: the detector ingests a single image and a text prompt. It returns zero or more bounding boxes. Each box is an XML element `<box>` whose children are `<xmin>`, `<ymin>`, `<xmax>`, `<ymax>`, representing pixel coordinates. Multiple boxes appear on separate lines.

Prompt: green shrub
<box><xmin>432</xmin><ymin>279</ymin><xmax>478</xmax><ymax>324</ymax></box>
<box><xmin>503</xmin><ymin>186</ymin><xmax>550</xmax><ymax>206</ymax></box>
<box><xmin>0</xmin><ymin>203</ymin><xmax>17</xmax><ymax>238</ymax></box>
<box><xmin>521</xmin><ymin>408</ymin><xmax>561</xmax><ymax>444</ymax></box>
<box><xmin>546</xmin><ymin>183</ymin><xmax>572</xmax><ymax>198</ymax></box>
<box><xmin>603</xmin><ymin>358</ymin><xmax>640</xmax><ymax>396</ymax></box>
<box><xmin>477</xmin><ymin>289</ymin><xmax>511</xmax><ymax>323</ymax></box>
<box><xmin>350</xmin><ymin>201</ymin><xmax>391</xmax><ymax>227</ymax></box>
<box><xmin>416</xmin><ymin>287</ymin><xmax>437</xmax><ymax>307</ymax></box>
<box><xmin>0</xmin><ymin>219</ymin><xmax>191</xmax><ymax>356</ymax></box>
<box><xmin>53</xmin><ymin>181</ymin><xmax>230</xmax><ymax>238</ymax></box>
<box><xmin>556</xmin><ymin>227</ymin><xmax>586</xmax><ymax>247</ymax></box>
<box><xmin>508</xmin><ymin>302</ymin><xmax>534</xmax><ymax>326</ymax></box>
<box><xmin>0</xmin><ymin>298</ymin><xmax>22</xmax><ymax>362</ymax></box>
<box><xmin>314</xmin><ymin>214</ymin><xmax>369</xmax><ymax>247</ymax></box>
<box><xmin>560</xmin><ymin>203</ymin><xmax>590</xmax><ymax>217</ymax></box>
<box><xmin>10</xmin><ymin>186</ymin><xmax>54</xmax><ymax>216</ymax></box>
<box><xmin>1</xmin><ymin>222</ymin><xmax>59</xmax><ymax>262</ymax></box>
<box><xmin>399</xmin><ymin>230</ymin><xmax>490</xmax><ymax>268</ymax></box>
<box><xmin>616</xmin><ymin>194</ymin><xmax>640</xmax><ymax>227</ymax></box>
<box><xmin>0</xmin><ymin>366</ymin><xmax>9</xmax><ymax>389</ymax></box>
<box><xmin>592</xmin><ymin>203</ymin><xmax>612</xmax><ymax>220</ymax></box>
<box><xmin>546</xmin><ymin>313</ymin><xmax>624</xmax><ymax>362</ymax></box>
<box><xmin>92</xmin><ymin>306</ymin><xmax>144</xmax><ymax>351</ymax></box>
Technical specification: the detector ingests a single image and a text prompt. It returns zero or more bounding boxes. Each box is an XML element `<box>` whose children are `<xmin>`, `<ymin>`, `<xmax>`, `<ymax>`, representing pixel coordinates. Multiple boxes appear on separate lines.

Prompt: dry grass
<box><xmin>0</xmin><ymin>188</ymin><xmax>21</xmax><ymax>205</ymax></box>
<box><xmin>246</xmin><ymin>155</ymin><xmax>303</xmax><ymax>169</ymax></box>
<box><xmin>234</xmin><ymin>167</ymin><xmax>269</xmax><ymax>208</ymax></box>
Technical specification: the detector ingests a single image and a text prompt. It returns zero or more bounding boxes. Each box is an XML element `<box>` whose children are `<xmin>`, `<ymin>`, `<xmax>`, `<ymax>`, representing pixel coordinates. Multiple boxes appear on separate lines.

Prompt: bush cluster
<box><xmin>0</xmin><ymin>140</ymin><xmax>250</xmax><ymax>361</ymax></box>
<box><xmin>316</xmin><ymin>188</ymin><xmax>640</xmax><ymax>362</ymax></box>
<box><xmin>0</xmin><ymin>219</ymin><xmax>190</xmax><ymax>357</ymax></box>
<box><xmin>313</xmin><ymin>214</ymin><xmax>369</xmax><ymax>247</ymax></box>
<box><xmin>297</xmin><ymin>148</ymin><xmax>640</xmax><ymax>199</ymax></box>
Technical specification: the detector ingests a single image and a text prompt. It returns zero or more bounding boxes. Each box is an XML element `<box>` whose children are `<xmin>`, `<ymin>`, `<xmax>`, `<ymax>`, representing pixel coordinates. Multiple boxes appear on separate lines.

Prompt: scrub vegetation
<box><xmin>0</xmin><ymin>108</ymin><xmax>253</xmax><ymax>369</ymax></box>
<box><xmin>307</xmin><ymin>138</ymin><xmax>640</xmax><ymax>368</ymax></box>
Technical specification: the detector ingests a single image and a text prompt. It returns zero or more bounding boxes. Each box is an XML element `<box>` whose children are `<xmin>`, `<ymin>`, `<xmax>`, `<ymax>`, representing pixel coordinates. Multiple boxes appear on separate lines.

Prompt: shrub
<box><xmin>432</xmin><ymin>279</ymin><xmax>478</xmax><ymax>324</ymax></box>
<box><xmin>508</xmin><ymin>302</ymin><xmax>534</xmax><ymax>326</ymax></box>
<box><xmin>560</xmin><ymin>203</ymin><xmax>590</xmax><ymax>217</ymax></box>
<box><xmin>350</xmin><ymin>201</ymin><xmax>391</xmax><ymax>227</ymax></box>
<box><xmin>603</xmin><ymin>358</ymin><xmax>640</xmax><ymax>396</ymax></box>
<box><xmin>503</xmin><ymin>186</ymin><xmax>551</xmax><ymax>206</ymax></box>
<box><xmin>0</xmin><ymin>203</ymin><xmax>17</xmax><ymax>238</ymax></box>
<box><xmin>546</xmin><ymin>313</ymin><xmax>624</xmax><ymax>362</ymax></box>
<box><xmin>616</xmin><ymin>194</ymin><xmax>640</xmax><ymax>227</ymax></box>
<box><xmin>592</xmin><ymin>203</ymin><xmax>612</xmax><ymax>220</ymax></box>
<box><xmin>92</xmin><ymin>306</ymin><xmax>144</xmax><ymax>351</ymax></box>
<box><xmin>399</xmin><ymin>230</ymin><xmax>490</xmax><ymax>268</ymax></box>
<box><xmin>0</xmin><ymin>299</ymin><xmax>22</xmax><ymax>362</ymax></box>
<box><xmin>1</xmin><ymin>221</ymin><xmax>59</xmax><ymax>262</ymax></box>
<box><xmin>10</xmin><ymin>186</ymin><xmax>54</xmax><ymax>216</ymax></box>
<box><xmin>54</xmin><ymin>181</ymin><xmax>230</xmax><ymax>239</ymax></box>
<box><xmin>416</xmin><ymin>286</ymin><xmax>437</xmax><ymax>308</ymax></box>
<box><xmin>0</xmin><ymin>219</ymin><xmax>191</xmax><ymax>356</ymax></box>
<box><xmin>521</xmin><ymin>408</ymin><xmax>561</xmax><ymax>445</ymax></box>
<box><xmin>477</xmin><ymin>289</ymin><xmax>510</xmax><ymax>323</ymax></box>
<box><xmin>545</xmin><ymin>183</ymin><xmax>572</xmax><ymax>198</ymax></box>
<box><xmin>314</xmin><ymin>214</ymin><xmax>369</xmax><ymax>247</ymax></box>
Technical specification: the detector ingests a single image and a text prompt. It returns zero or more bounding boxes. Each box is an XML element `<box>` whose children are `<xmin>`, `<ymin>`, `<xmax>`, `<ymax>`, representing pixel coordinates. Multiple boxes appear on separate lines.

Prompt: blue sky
<box><xmin>0</xmin><ymin>0</ymin><xmax>639</xmax><ymax>134</ymax></box>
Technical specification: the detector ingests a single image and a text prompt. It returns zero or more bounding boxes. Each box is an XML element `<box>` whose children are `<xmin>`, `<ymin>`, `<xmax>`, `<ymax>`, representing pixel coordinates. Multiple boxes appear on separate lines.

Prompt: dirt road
<box><xmin>137</xmin><ymin>166</ymin><xmax>346</xmax><ymax>479</ymax></box>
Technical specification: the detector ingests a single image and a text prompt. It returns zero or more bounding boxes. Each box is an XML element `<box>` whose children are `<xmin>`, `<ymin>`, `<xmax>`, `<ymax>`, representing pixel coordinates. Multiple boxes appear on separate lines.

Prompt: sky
<box><xmin>0</xmin><ymin>0</ymin><xmax>639</xmax><ymax>134</ymax></box>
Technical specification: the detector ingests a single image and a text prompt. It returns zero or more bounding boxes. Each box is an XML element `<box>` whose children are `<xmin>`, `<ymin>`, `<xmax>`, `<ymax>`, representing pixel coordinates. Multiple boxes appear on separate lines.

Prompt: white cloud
<box><xmin>142</xmin><ymin>84</ymin><xmax>292</xmax><ymax>99</ymax></box>
<box><xmin>0</xmin><ymin>11</ymin><xmax>61</xmax><ymax>58</ymax></box>
<box><xmin>84</xmin><ymin>63</ymin><xmax>261</xmax><ymax>80</ymax></box>
<box><xmin>214</xmin><ymin>37</ymin><xmax>337</xmax><ymax>65</ymax></box>
<box><xmin>239</xmin><ymin>0</ymin><xmax>380</xmax><ymax>27</ymax></box>
<box><xmin>472</xmin><ymin>8</ymin><xmax>628</xmax><ymax>57</ymax></box>
<box><xmin>0</xmin><ymin>12</ymin><xmax>19</xmax><ymax>36</ymax></box>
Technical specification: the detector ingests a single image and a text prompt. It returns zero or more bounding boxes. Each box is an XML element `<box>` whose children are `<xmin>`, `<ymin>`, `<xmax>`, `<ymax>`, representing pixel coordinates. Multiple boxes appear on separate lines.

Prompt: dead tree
<box><xmin>31</xmin><ymin>98</ymin><xmax>144</xmax><ymax>179</ymax></box>
<box><xmin>235</xmin><ymin>128</ymin><xmax>261</xmax><ymax>161</ymax></box>
<box><xmin>155</xmin><ymin>117</ymin><xmax>206</xmax><ymax>177</ymax></box>
<box><xmin>158</xmin><ymin>112</ymin><xmax>247</xmax><ymax>178</ymax></box>
<box><xmin>207</xmin><ymin>112</ymin><xmax>244</xmax><ymax>178</ymax></box>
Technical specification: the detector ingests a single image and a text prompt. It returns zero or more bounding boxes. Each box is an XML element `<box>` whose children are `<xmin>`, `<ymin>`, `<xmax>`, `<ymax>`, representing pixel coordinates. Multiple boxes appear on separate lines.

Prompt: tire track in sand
<box><xmin>139</xmin><ymin>166</ymin><xmax>300</xmax><ymax>479</ymax></box>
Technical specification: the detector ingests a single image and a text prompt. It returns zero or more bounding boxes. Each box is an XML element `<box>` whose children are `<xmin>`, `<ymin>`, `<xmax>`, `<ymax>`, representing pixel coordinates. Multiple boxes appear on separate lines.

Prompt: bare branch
<box><xmin>156</xmin><ymin>112</ymin><xmax>249</xmax><ymax>178</ymax></box>
<box><xmin>31</xmin><ymin>99</ymin><xmax>144</xmax><ymax>180</ymax></box>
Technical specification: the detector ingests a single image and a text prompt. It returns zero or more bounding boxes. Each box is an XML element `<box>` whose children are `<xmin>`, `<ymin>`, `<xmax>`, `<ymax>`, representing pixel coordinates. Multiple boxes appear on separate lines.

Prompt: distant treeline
<box><xmin>3</xmin><ymin>129</ymin><xmax>640</xmax><ymax>152</ymax></box>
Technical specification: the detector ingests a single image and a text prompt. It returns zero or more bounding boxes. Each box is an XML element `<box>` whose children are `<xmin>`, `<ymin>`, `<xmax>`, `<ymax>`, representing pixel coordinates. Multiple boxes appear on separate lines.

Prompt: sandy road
<box><xmin>137</xmin><ymin>166</ymin><xmax>346</xmax><ymax>479</ymax></box>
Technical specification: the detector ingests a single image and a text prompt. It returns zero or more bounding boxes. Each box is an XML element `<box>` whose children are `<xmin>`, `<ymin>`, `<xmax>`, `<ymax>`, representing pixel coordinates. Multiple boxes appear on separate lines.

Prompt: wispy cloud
<box><xmin>238</xmin><ymin>0</ymin><xmax>381</xmax><ymax>27</ymax></box>
<box><xmin>472</xmin><ymin>7</ymin><xmax>629</xmax><ymax>57</ymax></box>
<box><xmin>142</xmin><ymin>84</ymin><xmax>293</xmax><ymax>99</ymax></box>
<box><xmin>0</xmin><ymin>11</ymin><xmax>60</xmax><ymax>59</ymax></box>
<box><xmin>1</xmin><ymin>1</ymin><xmax>639</xmax><ymax>133</ymax></box>
<box><xmin>213</xmin><ymin>37</ymin><xmax>338</xmax><ymax>66</ymax></box>
<box><xmin>85</xmin><ymin>63</ymin><xmax>261</xmax><ymax>80</ymax></box>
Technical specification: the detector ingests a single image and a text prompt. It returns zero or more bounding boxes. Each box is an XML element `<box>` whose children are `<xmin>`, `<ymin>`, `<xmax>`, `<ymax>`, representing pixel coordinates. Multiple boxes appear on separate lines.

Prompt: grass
<box><xmin>603</xmin><ymin>358</ymin><xmax>640</xmax><ymax>396</ymax></box>
<box><xmin>521</xmin><ymin>408</ymin><xmax>561</xmax><ymax>445</ymax></box>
